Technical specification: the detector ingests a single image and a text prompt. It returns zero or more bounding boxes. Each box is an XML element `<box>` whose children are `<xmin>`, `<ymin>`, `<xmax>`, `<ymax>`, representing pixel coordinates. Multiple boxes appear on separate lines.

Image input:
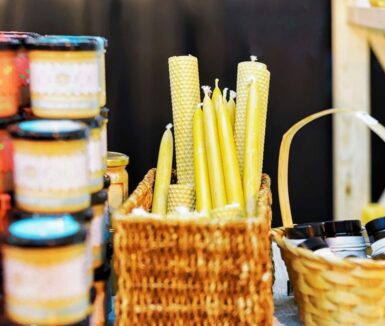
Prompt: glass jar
<box><xmin>285</xmin><ymin>222</ymin><xmax>325</xmax><ymax>246</ymax></box>
<box><xmin>100</xmin><ymin>107</ymin><xmax>109</xmax><ymax>171</ymax></box>
<box><xmin>324</xmin><ymin>220</ymin><xmax>366</xmax><ymax>258</ymax></box>
<box><xmin>9</xmin><ymin>120</ymin><xmax>90</xmax><ymax>213</ymax></box>
<box><xmin>365</xmin><ymin>217</ymin><xmax>385</xmax><ymax>260</ymax></box>
<box><xmin>0</xmin><ymin>37</ymin><xmax>20</xmax><ymax>118</ymax></box>
<box><xmin>298</xmin><ymin>237</ymin><xmax>336</xmax><ymax>258</ymax></box>
<box><xmin>106</xmin><ymin>152</ymin><xmax>129</xmax><ymax>213</ymax></box>
<box><xmin>91</xmin><ymin>190</ymin><xmax>108</xmax><ymax>269</ymax></box>
<box><xmin>3</xmin><ymin>216</ymin><xmax>89</xmax><ymax>325</ymax></box>
<box><xmin>25</xmin><ymin>36</ymin><xmax>100</xmax><ymax>119</ymax></box>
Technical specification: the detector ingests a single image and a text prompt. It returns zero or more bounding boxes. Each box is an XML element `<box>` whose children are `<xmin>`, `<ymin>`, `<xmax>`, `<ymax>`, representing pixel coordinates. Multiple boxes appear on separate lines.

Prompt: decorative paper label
<box><xmin>14</xmin><ymin>151</ymin><xmax>88</xmax><ymax>191</ymax></box>
<box><xmin>88</xmin><ymin>137</ymin><xmax>102</xmax><ymax>173</ymax></box>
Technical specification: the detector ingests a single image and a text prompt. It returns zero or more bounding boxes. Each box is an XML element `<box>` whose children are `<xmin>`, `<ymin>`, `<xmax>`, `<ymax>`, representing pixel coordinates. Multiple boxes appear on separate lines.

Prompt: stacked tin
<box><xmin>0</xmin><ymin>33</ymin><xmax>111</xmax><ymax>326</ymax></box>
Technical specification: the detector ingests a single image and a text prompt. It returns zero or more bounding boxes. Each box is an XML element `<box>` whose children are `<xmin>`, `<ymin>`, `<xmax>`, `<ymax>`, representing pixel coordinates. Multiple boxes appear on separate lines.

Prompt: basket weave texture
<box><xmin>274</xmin><ymin>109</ymin><xmax>385</xmax><ymax>326</ymax></box>
<box><xmin>114</xmin><ymin>169</ymin><xmax>274</xmax><ymax>325</ymax></box>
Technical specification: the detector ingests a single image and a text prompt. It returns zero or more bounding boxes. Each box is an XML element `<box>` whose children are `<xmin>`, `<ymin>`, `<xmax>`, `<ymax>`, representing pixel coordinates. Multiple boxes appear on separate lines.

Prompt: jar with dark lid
<box><xmin>79</xmin><ymin>116</ymin><xmax>103</xmax><ymax>192</ymax></box>
<box><xmin>100</xmin><ymin>107</ymin><xmax>109</xmax><ymax>171</ymax></box>
<box><xmin>0</xmin><ymin>115</ymin><xmax>22</xmax><ymax>193</ymax></box>
<box><xmin>3</xmin><ymin>216</ymin><xmax>89</xmax><ymax>325</ymax></box>
<box><xmin>91</xmin><ymin>190</ymin><xmax>108</xmax><ymax>269</ymax></box>
<box><xmin>25</xmin><ymin>36</ymin><xmax>100</xmax><ymax>119</ymax></box>
<box><xmin>285</xmin><ymin>222</ymin><xmax>325</xmax><ymax>246</ymax></box>
<box><xmin>324</xmin><ymin>220</ymin><xmax>366</xmax><ymax>258</ymax></box>
<box><xmin>107</xmin><ymin>151</ymin><xmax>129</xmax><ymax>213</ymax></box>
<box><xmin>365</xmin><ymin>217</ymin><xmax>385</xmax><ymax>260</ymax></box>
<box><xmin>9</xmin><ymin>120</ymin><xmax>90</xmax><ymax>213</ymax></box>
<box><xmin>298</xmin><ymin>237</ymin><xmax>336</xmax><ymax>258</ymax></box>
<box><xmin>0</xmin><ymin>38</ymin><xmax>21</xmax><ymax>118</ymax></box>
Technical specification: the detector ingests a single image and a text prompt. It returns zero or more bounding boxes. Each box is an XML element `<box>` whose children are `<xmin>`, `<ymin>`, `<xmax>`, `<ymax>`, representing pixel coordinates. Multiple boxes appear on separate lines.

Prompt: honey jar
<box><xmin>106</xmin><ymin>151</ymin><xmax>129</xmax><ymax>213</ymax></box>
<box><xmin>0</xmin><ymin>38</ymin><xmax>20</xmax><ymax>118</ymax></box>
<box><xmin>100</xmin><ymin>107</ymin><xmax>109</xmax><ymax>171</ymax></box>
<box><xmin>3</xmin><ymin>216</ymin><xmax>89</xmax><ymax>325</ymax></box>
<box><xmin>91</xmin><ymin>190</ymin><xmax>108</xmax><ymax>269</ymax></box>
<box><xmin>25</xmin><ymin>36</ymin><xmax>100</xmax><ymax>119</ymax></box>
<box><xmin>9</xmin><ymin>120</ymin><xmax>90</xmax><ymax>213</ymax></box>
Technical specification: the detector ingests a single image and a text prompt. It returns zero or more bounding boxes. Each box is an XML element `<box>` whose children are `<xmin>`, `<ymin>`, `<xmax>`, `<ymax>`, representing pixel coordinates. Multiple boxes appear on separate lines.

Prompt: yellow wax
<box><xmin>202</xmin><ymin>86</ymin><xmax>227</xmax><ymax>209</ymax></box>
<box><xmin>227</xmin><ymin>90</ymin><xmax>236</xmax><ymax>130</ymax></box>
<box><xmin>243</xmin><ymin>79</ymin><xmax>262</xmax><ymax>216</ymax></box>
<box><xmin>193</xmin><ymin>108</ymin><xmax>212</xmax><ymax>212</ymax></box>
<box><xmin>212</xmin><ymin>79</ymin><xmax>222</xmax><ymax>112</ymax></box>
<box><xmin>217</xmin><ymin>98</ymin><xmax>244</xmax><ymax>214</ymax></box>
<box><xmin>152</xmin><ymin>125</ymin><xmax>174</xmax><ymax>215</ymax></box>
<box><xmin>362</xmin><ymin>203</ymin><xmax>385</xmax><ymax>225</ymax></box>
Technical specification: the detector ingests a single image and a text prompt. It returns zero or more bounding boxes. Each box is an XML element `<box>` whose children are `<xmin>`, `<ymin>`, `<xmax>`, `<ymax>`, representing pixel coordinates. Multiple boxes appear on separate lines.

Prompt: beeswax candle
<box><xmin>152</xmin><ymin>124</ymin><xmax>174</xmax><ymax>215</ymax></box>
<box><xmin>228</xmin><ymin>90</ymin><xmax>236</xmax><ymax>130</ymax></box>
<box><xmin>193</xmin><ymin>107</ymin><xmax>212</xmax><ymax>212</ymax></box>
<box><xmin>202</xmin><ymin>86</ymin><xmax>227</xmax><ymax>208</ymax></box>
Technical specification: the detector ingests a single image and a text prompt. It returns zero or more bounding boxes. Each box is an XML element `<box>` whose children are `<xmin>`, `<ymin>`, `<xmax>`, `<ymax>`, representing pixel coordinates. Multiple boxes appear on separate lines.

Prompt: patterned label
<box><xmin>88</xmin><ymin>137</ymin><xmax>102</xmax><ymax>173</ymax></box>
<box><xmin>14</xmin><ymin>151</ymin><xmax>88</xmax><ymax>191</ymax></box>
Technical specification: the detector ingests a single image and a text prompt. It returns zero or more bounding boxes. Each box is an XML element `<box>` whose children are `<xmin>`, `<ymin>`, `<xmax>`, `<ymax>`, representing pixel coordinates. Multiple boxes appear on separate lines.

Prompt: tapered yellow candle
<box><xmin>152</xmin><ymin>124</ymin><xmax>174</xmax><ymax>215</ymax></box>
<box><xmin>227</xmin><ymin>90</ymin><xmax>236</xmax><ymax>130</ymax></box>
<box><xmin>212</xmin><ymin>79</ymin><xmax>222</xmax><ymax>112</ymax></box>
<box><xmin>217</xmin><ymin>96</ymin><xmax>244</xmax><ymax>214</ymax></box>
<box><xmin>202</xmin><ymin>86</ymin><xmax>227</xmax><ymax>208</ymax></box>
<box><xmin>243</xmin><ymin>79</ymin><xmax>263</xmax><ymax>216</ymax></box>
<box><xmin>193</xmin><ymin>107</ymin><xmax>212</xmax><ymax>212</ymax></box>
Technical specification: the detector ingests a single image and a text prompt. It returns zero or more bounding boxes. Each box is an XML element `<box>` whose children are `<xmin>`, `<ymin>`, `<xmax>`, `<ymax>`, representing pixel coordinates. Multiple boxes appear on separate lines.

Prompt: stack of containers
<box><xmin>0</xmin><ymin>34</ymin><xmax>111</xmax><ymax>326</ymax></box>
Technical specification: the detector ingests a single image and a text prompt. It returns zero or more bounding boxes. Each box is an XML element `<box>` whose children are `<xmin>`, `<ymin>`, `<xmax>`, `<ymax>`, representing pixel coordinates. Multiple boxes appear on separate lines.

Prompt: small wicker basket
<box><xmin>113</xmin><ymin>169</ymin><xmax>274</xmax><ymax>325</ymax></box>
<box><xmin>273</xmin><ymin>108</ymin><xmax>385</xmax><ymax>325</ymax></box>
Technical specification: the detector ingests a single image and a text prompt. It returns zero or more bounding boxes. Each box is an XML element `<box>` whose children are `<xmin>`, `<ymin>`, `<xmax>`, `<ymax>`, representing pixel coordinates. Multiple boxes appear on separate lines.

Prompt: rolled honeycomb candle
<box><xmin>168</xmin><ymin>55</ymin><xmax>200</xmax><ymax>185</ymax></box>
<box><xmin>167</xmin><ymin>183</ymin><xmax>195</xmax><ymax>213</ymax></box>
<box><xmin>235</xmin><ymin>56</ymin><xmax>270</xmax><ymax>177</ymax></box>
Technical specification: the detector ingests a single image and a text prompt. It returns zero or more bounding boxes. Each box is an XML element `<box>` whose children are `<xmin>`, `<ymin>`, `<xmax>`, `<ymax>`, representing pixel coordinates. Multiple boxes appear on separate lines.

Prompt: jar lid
<box><xmin>0</xmin><ymin>37</ymin><xmax>21</xmax><ymax>50</ymax></box>
<box><xmin>103</xmin><ymin>174</ymin><xmax>111</xmax><ymax>189</ymax></box>
<box><xmin>298</xmin><ymin>237</ymin><xmax>329</xmax><ymax>252</ymax></box>
<box><xmin>91</xmin><ymin>189</ymin><xmax>108</xmax><ymax>206</ymax></box>
<box><xmin>48</xmin><ymin>35</ymin><xmax>108</xmax><ymax>49</ymax></box>
<box><xmin>77</xmin><ymin>116</ymin><xmax>103</xmax><ymax>129</ymax></box>
<box><xmin>9</xmin><ymin>120</ymin><xmax>89</xmax><ymax>140</ymax></box>
<box><xmin>285</xmin><ymin>222</ymin><xmax>325</xmax><ymax>240</ymax></box>
<box><xmin>0</xmin><ymin>114</ymin><xmax>23</xmax><ymax>129</ymax></box>
<box><xmin>0</xmin><ymin>31</ymin><xmax>40</xmax><ymax>44</ymax></box>
<box><xmin>107</xmin><ymin>151</ymin><xmax>129</xmax><ymax>167</ymax></box>
<box><xmin>10</xmin><ymin>208</ymin><xmax>93</xmax><ymax>224</ymax></box>
<box><xmin>100</xmin><ymin>107</ymin><xmax>109</xmax><ymax>119</ymax></box>
<box><xmin>324</xmin><ymin>219</ymin><xmax>362</xmax><ymax>237</ymax></box>
<box><xmin>25</xmin><ymin>35</ymin><xmax>98</xmax><ymax>51</ymax></box>
<box><xmin>366</xmin><ymin>216</ymin><xmax>385</xmax><ymax>240</ymax></box>
<box><xmin>6</xmin><ymin>216</ymin><xmax>86</xmax><ymax>247</ymax></box>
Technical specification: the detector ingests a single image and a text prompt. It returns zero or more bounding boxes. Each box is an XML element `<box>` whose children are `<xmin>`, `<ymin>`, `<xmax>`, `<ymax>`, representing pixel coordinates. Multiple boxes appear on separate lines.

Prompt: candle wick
<box><xmin>230</xmin><ymin>90</ymin><xmax>237</xmax><ymax>99</ymax></box>
<box><xmin>250</xmin><ymin>55</ymin><xmax>258</xmax><ymax>62</ymax></box>
<box><xmin>201</xmin><ymin>85</ymin><xmax>212</xmax><ymax>97</ymax></box>
<box><xmin>223</xmin><ymin>88</ymin><xmax>228</xmax><ymax>100</ymax></box>
<box><xmin>166</xmin><ymin>123</ymin><xmax>173</xmax><ymax>130</ymax></box>
<box><xmin>215</xmin><ymin>78</ymin><xmax>219</xmax><ymax>88</ymax></box>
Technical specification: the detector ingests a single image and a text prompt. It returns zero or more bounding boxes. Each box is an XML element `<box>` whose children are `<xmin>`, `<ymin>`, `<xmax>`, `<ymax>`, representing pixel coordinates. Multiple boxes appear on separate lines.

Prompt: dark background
<box><xmin>1</xmin><ymin>0</ymin><xmax>384</xmax><ymax>226</ymax></box>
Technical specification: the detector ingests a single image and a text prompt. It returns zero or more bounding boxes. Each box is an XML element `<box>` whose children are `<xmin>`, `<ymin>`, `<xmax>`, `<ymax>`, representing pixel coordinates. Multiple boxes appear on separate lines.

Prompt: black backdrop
<box><xmin>1</xmin><ymin>0</ymin><xmax>384</xmax><ymax>226</ymax></box>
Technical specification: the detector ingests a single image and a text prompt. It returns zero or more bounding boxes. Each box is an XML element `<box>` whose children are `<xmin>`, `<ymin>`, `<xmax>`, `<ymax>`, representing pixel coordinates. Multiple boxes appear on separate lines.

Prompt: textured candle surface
<box><xmin>168</xmin><ymin>55</ymin><xmax>200</xmax><ymax>185</ymax></box>
<box><xmin>235</xmin><ymin>57</ymin><xmax>270</xmax><ymax>178</ymax></box>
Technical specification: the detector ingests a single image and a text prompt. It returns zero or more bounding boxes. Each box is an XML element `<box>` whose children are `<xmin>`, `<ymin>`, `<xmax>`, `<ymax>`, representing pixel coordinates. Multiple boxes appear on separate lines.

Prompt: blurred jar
<box><xmin>106</xmin><ymin>152</ymin><xmax>129</xmax><ymax>213</ymax></box>
<box><xmin>9</xmin><ymin>120</ymin><xmax>90</xmax><ymax>213</ymax></box>
<box><xmin>91</xmin><ymin>190</ymin><xmax>108</xmax><ymax>269</ymax></box>
<box><xmin>25</xmin><ymin>36</ymin><xmax>100</xmax><ymax>119</ymax></box>
<box><xmin>100</xmin><ymin>107</ymin><xmax>109</xmax><ymax>171</ymax></box>
<box><xmin>366</xmin><ymin>217</ymin><xmax>385</xmax><ymax>260</ymax></box>
<box><xmin>0</xmin><ymin>37</ymin><xmax>20</xmax><ymax>118</ymax></box>
<box><xmin>285</xmin><ymin>222</ymin><xmax>325</xmax><ymax>246</ymax></box>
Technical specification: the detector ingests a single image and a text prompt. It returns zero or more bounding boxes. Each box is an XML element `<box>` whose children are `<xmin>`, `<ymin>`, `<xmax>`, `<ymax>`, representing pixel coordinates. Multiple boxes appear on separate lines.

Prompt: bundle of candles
<box><xmin>150</xmin><ymin>55</ymin><xmax>270</xmax><ymax>219</ymax></box>
<box><xmin>0</xmin><ymin>31</ymin><xmax>128</xmax><ymax>326</ymax></box>
<box><xmin>284</xmin><ymin>216</ymin><xmax>385</xmax><ymax>261</ymax></box>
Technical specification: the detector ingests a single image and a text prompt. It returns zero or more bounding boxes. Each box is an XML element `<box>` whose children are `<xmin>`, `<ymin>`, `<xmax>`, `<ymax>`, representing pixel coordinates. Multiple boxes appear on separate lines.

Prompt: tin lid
<box><xmin>0</xmin><ymin>31</ymin><xmax>40</xmax><ymax>44</ymax></box>
<box><xmin>0</xmin><ymin>37</ymin><xmax>21</xmax><ymax>50</ymax></box>
<box><xmin>366</xmin><ymin>217</ymin><xmax>385</xmax><ymax>241</ymax></box>
<box><xmin>25</xmin><ymin>35</ymin><xmax>98</xmax><ymax>51</ymax></box>
<box><xmin>107</xmin><ymin>151</ymin><xmax>129</xmax><ymax>167</ymax></box>
<box><xmin>100</xmin><ymin>107</ymin><xmax>109</xmax><ymax>119</ymax></box>
<box><xmin>0</xmin><ymin>114</ymin><xmax>23</xmax><ymax>129</ymax></box>
<box><xmin>91</xmin><ymin>189</ymin><xmax>108</xmax><ymax>206</ymax></box>
<box><xmin>324</xmin><ymin>219</ymin><xmax>362</xmax><ymax>237</ymax></box>
<box><xmin>285</xmin><ymin>222</ymin><xmax>325</xmax><ymax>240</ymax></box>
<box><xmin>103</xmin><ymin>174</ymin><xmax>111</xmax><ymax>189</ymax></box>
<box><xmin>6</xmin><ymin>216</ymin><xmax>86</xmax><ymax>247</ymax></box>
<box><xmin>298</xmin><ymin>237</ymin><xmax>329</xmax><ymax>252</ymax></box>
<box><xmin>48</xmin><ymin>35</ymin><xmax>108</xmax><ymax>49</ymax></box>
<box><xmin>9</xmin><ymin>120</ymin><xmax>89</xmax><ymax>140</ymax></box>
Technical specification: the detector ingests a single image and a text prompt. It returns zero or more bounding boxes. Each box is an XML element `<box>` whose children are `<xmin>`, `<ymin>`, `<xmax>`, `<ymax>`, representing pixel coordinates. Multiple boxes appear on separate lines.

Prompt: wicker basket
<box><xmin>113</xmin><ymin>169</ymin><xmax>274</xmax><ymax>325</ymax></box>
<box><xmin>273</xmin><ymin>108</ymin><xmax>385</xmax><ymax>326</ymax></box>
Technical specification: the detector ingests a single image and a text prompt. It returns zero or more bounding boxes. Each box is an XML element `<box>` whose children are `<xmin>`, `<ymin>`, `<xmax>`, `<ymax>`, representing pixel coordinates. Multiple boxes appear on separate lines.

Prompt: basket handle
<box><xmin>278</xmin><ymin>108</ymin><xmax>385</xmax><ymax>227</ymax></box>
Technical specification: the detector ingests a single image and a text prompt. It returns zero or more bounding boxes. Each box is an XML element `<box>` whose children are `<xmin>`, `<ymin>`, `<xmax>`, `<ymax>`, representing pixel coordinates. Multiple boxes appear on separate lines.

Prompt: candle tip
<box><xmin>197</xmin><ymin>103</ymin><xmax>203</xmax><ymax>109</ymax></box>
<box><xmin>215</xmin><ymin>78</ymin><xmax>219</xmax><ymax>88</ymax></box>
<box><xmin>230</xmin><ymin>90</ymin><xmax>236</xmax><ymax>99</ymax></box>
<box><xmin>250</xmin><ymin>55</ymin><xmax>258</xmax><ymax>62</ymax></box>
<box><xmin>165</xmin><ymin>123</ymin><xmax>173</xmax><ymax>130</ymax></box>
<box><xmin>223</xmin><ymin>88</ymin><xmax>228</xmax><ymax>100</ymax></box>
<box><xmin>201</xmin><ymin>85</ymin><xmax>212</xmax><ymax>97</ymax></box>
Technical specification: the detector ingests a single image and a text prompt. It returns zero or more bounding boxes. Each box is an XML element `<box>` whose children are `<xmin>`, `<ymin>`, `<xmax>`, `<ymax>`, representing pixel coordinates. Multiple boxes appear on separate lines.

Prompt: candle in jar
<box><xmin>202</xmin><ymin>86</ymin><xmax>227</xmax><ymax>208</ymax></box>
<box><xmin>193</xmin><ymin>107</ymin><xmax>212</xmax><ymax>212</ymax></box>
<box><xmin>152</xmin><ymin>124</ymin><xmax>174</xmax><ymax>215</ymax></box>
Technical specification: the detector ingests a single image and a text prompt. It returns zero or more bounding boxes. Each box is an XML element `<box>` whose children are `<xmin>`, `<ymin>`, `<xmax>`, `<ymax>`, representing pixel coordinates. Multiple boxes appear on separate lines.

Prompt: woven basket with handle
<box><xmin>273</xmin><ymin>108</ymin><xmax>385</xmax><ymax>326</ymax></box>
<box><xmin>113</xmin><ymin>169</ymin><xmax>273</xmax><ymax>325</ymax></box>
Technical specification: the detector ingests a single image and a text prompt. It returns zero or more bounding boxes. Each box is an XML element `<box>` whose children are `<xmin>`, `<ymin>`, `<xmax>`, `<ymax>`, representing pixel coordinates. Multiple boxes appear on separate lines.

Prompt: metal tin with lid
<box><xmin>9</xmin><ymin>120</ymin><xmax>90</xmax><ymax>213</ymax></box>
<box><xmin>285</xmin><ymin>222</ymin><xmax>325</xmax><ymax>246</ymax></box>
<box><xmin>324</xmin><ymin>220</ymin><xmax>366</xmax><ymax>258</ymax></box>
<box><xmin>366</xmin><ymin>217</ymin><xmax>385</xmax><ymax>259</ymax></box>
<box><xmin>25</xmin><ymin>36</ymin><xmax>100</xmax><ymax>119</ymax></box>
<box><xmin>3</xmin><ymin>216</ymin><xmax>89</xmax><ymax>325</ymax></box>
<box><xmin>298</xmin><ymin>237</ymin><xmax>336</xmax><ymax>258</ymax></box>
